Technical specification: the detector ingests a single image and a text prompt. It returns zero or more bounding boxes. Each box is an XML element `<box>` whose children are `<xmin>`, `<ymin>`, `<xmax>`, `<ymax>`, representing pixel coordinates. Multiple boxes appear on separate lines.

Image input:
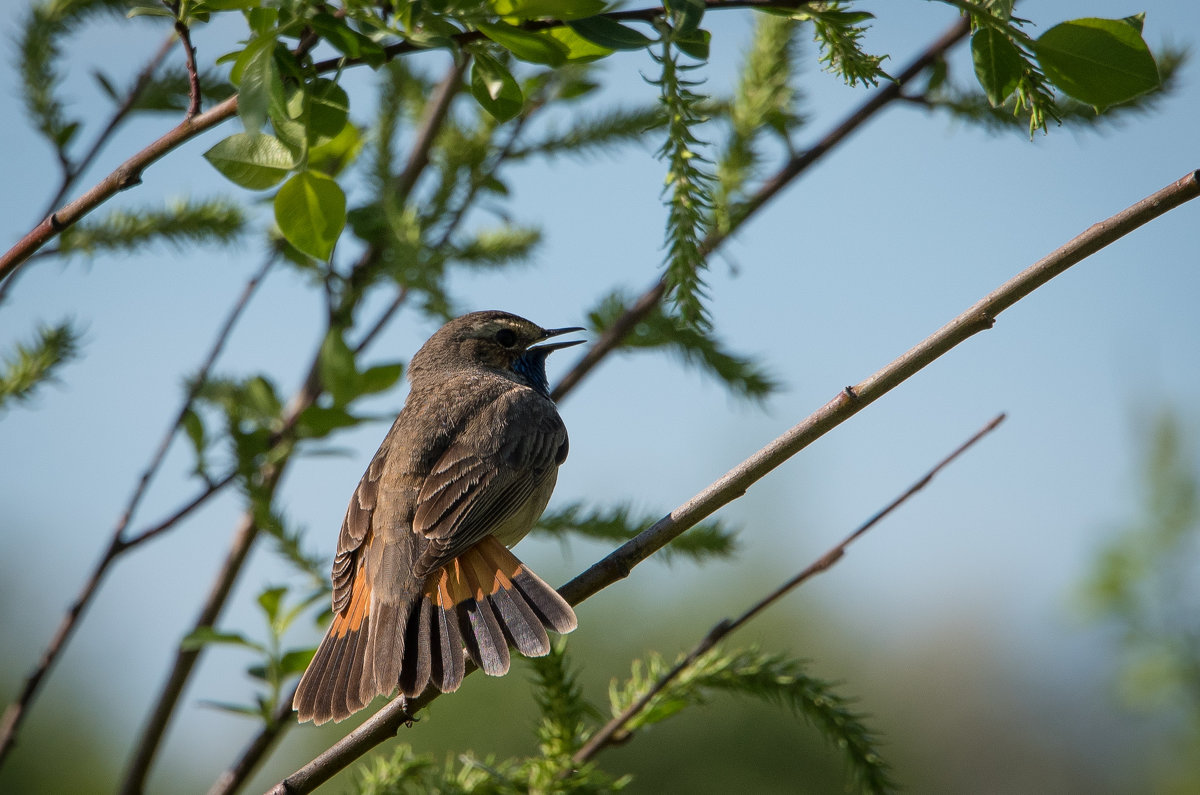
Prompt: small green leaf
<box><xmin>181</xmin><ymin>407</ymin><xmax>206</xmax><ymax>456</ymax></box>
<box><xmin>198</xmin><ymin>0</ymin><xmax>263</xmax><ymax>10</ymax></box>
<box><xmin>471</xmin><ymin>53</ymin><xmax>524</xmax><ymax>121</ymax></box>
<box><xmin>568</xmin><ymin>17</ymin><xmax>654</xmax><ymax>50</ymax></box>
<box><xmin>970</xmin><ymin>27</ymin><xmax>1024</xmax><ymax>106</ymax></box>
<box><xmin>673</xmin><ymin>28</ymin><xmax>711</xmax><ymax>60</ymax></box>
<box><xmin>295</xmin><ymin>405</ymin><xmax>364</xmax><ymax>438</ymax></box>
<box><xmin>665</xmin><ymin>0</ymin><xmax>705</xmax><ymax>35</ymax></box>
<box><xmin>235</xmin><ymin>39</ymin><xmax>282</xmax><ymax>134</ymax></box>
<box><xmin>360</xmin><ymin>363</ymin><xmax>404</xmax><ymax>395</ymax></box>
<box><xmin>203</xmin><ymin>133</ymin><xmax>294</xmax><ymax>190</ymax></box>
<box><xmin>281</xmin><ymin>648</ymin><xmax>316</xmax><ymax>676</ymax></box>
<box><xmin>244</xmin><ymin>376</ymin><xmax>281</xmax><ymax>420</ymax></box>
<box><xmin>319</xmin><ymin>329</ymin><xmax>358</xmax><ymax>407</ymax></box>
<box><xmin>490</xmin><ymin>0</ymin><xmax>608</xmax><ymax>20</ymax></box>
<box><xmin>181</xmin><ymin>626</ymin><xmax>261</xmax><ymax>652</ymax></box>
<box><xmin>127</xmin><ymin>5</ymin><xmax>175</xmax><ymax>18</ymax></box>
<box><xmin>545</xmin><ymin>25</ymin><xmax>612</xmax><ymax>61</ymax></box>
<box><xmin>1034</xmin><ymin>17</ymin><xmax>1160</xmax><ymax>110</ymax></box>
<box><xmin>309</xmin><ymin>12</ymin><xmax>388</xmax><ymax>66</ymax></box>
<box><xmin>308</xmin><ymin>122</ymin><xmax>364</xmax><ymax>177</ymax></box>
<box><xmin>306</xmin><ymin>79</ymin><xmax>350</xmax><ymax>145</ymax></box>
<box><xmin>257</xmin><ymin>586</ymin><xmax>288</xmax><ymax>624</ymax></box>
<box><xmin>274</xmin><ymin>170</ymin><xmax>346</xmax><ymax>260</ymax></box>
<box><xmin>478</xmin><ymin>22</ymin><xmax>569</xmax><ymax>66</ymax></box>
<box><xmin>200</xmin><ymin>700</ymin><xmax>265</xmax><ymax>717</ymax></box>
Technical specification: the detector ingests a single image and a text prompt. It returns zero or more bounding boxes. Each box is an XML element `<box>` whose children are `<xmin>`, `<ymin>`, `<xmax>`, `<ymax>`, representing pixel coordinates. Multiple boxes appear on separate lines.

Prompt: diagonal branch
<box><xmin>571</xmin><ymin>413</ymin><xmax>1006</xmax><ymax>767</ymax></box>
<box><xmin>0</xmin><ymin>255</ymin><xmax>275</xmax><ymax>766</ymax></box>
<box><xmin>552</xmin><ymin>14</ymin><xmax>972</xmax><ymax>400</ymax></box>
<box><xmin>269</xmin><ymin>169</ymin><xmax>1200</xmax><ymax>795</ymax></box>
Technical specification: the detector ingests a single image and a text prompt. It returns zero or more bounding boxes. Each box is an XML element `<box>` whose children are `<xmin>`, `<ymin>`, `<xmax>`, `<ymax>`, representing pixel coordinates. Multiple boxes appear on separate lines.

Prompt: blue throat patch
<box><xmin>512</xmin><ymin>350</ymin><xmax>551</xmax><ymax>398</ymax></box>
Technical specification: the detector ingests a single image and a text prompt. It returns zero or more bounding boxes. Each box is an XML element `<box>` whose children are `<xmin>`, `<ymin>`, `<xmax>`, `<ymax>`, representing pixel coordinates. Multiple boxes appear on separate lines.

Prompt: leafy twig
<box><xmin>269</xmin><ymin>169</ymin><xmax>1200</xmax><ymax>794</ymax></box>
<box><xmin>571</xmin><ymin>413</ymin><xmax>1006</xmax><ymax>769</ymax></box>
<box><xmin>552</xmin><ymin>15</ymin><xmax>972</xmax><ymax>400</ymax></box>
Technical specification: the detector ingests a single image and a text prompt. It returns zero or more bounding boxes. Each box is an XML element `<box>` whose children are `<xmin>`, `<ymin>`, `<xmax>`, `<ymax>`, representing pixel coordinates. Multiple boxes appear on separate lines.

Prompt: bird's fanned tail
<box><xmin>294</xmin><ymin>536</ymin><xmax>576</xmax><ymax>725</ymax></box>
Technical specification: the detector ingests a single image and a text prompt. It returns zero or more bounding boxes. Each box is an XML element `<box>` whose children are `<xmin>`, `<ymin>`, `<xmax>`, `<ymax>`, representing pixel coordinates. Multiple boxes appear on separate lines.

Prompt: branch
<box><xmin>571</xmin><ymin>413</ymin><xmax>1007</xmax><ymax>766</ymax></box>
<box><xmin>0</xmin><ymin>255</ymin><xmax>273</xmax><ymax>766</ymax></box>
<box><xmin>0</xmin><ymin>93</ymin><xmax>238</xmax><ymax>285</ymax></box>
<box><xmin>172</xmin><ymin>17</ymin><xmax>202</xmax><ymax>118</ymax></box>
<box><xmin>552</xmin><ymin>15</ymin><xmax>972</xmax><ymax>400</ymax></box>
<box><xmin>207</xmin><ymin>684</ymin><xmax>298</xmax><ymax>795</ymax></box>
<box><xmin>0</xmin><ymin>1</ymin><xmax>817</xmax><ymax>289</ymax></box>
<box><xmin>269</xmin><ymin>169</ymin><xmax>1200</xmax><ymax>794</ymax></box>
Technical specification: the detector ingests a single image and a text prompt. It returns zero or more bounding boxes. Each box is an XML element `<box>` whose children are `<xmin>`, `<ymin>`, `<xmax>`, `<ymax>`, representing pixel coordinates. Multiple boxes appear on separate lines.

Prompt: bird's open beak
<box><xmin>529</xmin><ymin>326</ymin><xmax>586</xmax><ymax>354</ymax></box>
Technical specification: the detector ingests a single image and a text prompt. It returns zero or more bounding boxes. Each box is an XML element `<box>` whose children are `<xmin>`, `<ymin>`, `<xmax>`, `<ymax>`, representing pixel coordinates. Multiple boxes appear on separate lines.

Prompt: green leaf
<box><xmin>127</xmin><ymin>5</ymin><xmax>174</xmax><ymax>18</ymax></box>
<box><xmin>295</xmin><ymin>405</ymin><xmax>364</xmax><ymax>439</ymax></box>
<box><xmin>308</xmin><ymin>121</ymin><xmax>364</xmax><ymax>177</ymax></box>
<box><xmin>274</xmin><ymin>170</ymin><xmax>346</xmax><ymax>260</ymax></box>
<box><xmin>1034</xmin><ymin>17</ymin><xmax>1160</xmax><ymax>110</ymax></box>
<box><xmin>545</xmin><ymin>25</ymin><xmax>612</xmax><ymax>61</ymax></box>
<box><xmin>180</xmin><ymin>626</ymin><xmax>261</xmax><ymax>652</ymax></box>
<box><xmin>360</xmin><ymin>363</ymin><xmax>404</xmax><ymax>395</ymax></box>
<box><xmin>0</xmin><ymin>321</ymin><xmax>82</xmax><ymax>413</ymax></box>
<box><xmin>970</xmin><ymin>27</ymin><xmax>1024</xmax><ymax>106</ymax></box>
<box><xmin>478</xmin><ymin>22</ymin><xmax>569</xmax><ymax>66</ymax></box>
<box><xmin>319</xmin><ymin>328</ymin><xmax>358</xmax><ymax>407</ymax></box>
<box><xmin>306</xmin><ymin>79</ymin><xmax>351</xmax><ymax>145</ymax></box>
<box><xmin>235</xmin><ymin>39</ymin><xmax>283</xmax><ymax>135</ymax></box>
<box><xmin>309</xmin><ymin>11</ymin><xmax>387</xmax><ymax>66</ymax></box>
<box><xmin>568</xmin><ymin>17</ymin><xmax>654</xmax><ymax>50</ymax></box>
<box><xmin>244</xmin><ymin>375</ymin><xmax>282</xmax><ymax>420</ymax></box>
<box><xmin>665</xmin><ymin>0</ymin><xmax>705</xmax><ymax>35</ymax></box>
<box><xmin>490</xmin><ymin>0</ymin><xmax>608</xmax><ymax>20</ymax></box>
<box><xmin>203</xmin><ymin>132</ymin><xmax>294</xmax><ymax>190</ymax></box>
<box><xmin>471</xmin><ymin>52</ymin><xmax>524</xmax><ymax>121</ymax></box>
<box><xmin>280</xmin><ymin>648</ymin><xmax>316</xmax><ymax>676</ymax></box>
<box><xmin>674</xmin><ymin>28</ymin><xmax>711</xmax><ymax>60</ymax></box>
<box><xmin>257</xmin><ymin>585</ymin><xmax>288</xmax><ymax>624</ymax></box>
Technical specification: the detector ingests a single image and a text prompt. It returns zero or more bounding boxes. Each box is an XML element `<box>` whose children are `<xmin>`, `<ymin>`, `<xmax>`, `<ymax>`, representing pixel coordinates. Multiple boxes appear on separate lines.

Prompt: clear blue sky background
<box><xmin>1</xmin><ymin>1</ymin><xmax>1198</xmax><ymax>791</ymax></box>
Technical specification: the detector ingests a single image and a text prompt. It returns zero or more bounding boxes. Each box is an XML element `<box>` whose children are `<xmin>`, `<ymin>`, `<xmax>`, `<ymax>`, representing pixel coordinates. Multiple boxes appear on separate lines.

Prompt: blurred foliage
<box><xmin>536</xmin><ymin>501</ymin><xmax>737</xmax><ymax>564</ymax></box>
<box><xmin>0</xmin><ymin>320</ymin><xmax>82</xmax><ymax>413</ymax></box>
<box><xmin>1081</xmin><ymin>409</ymin><xmax>1200</xmax><ymax>792</ymax></box>
<box><xmin>356</xmin><ymin>642</ymin><xmax>891</xmax><ymax>793</ymax></box>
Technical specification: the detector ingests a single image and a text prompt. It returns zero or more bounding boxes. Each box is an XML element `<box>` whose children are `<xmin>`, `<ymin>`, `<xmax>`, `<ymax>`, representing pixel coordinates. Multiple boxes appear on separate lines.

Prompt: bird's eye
<box><xmin>495</xmin><ymin>328</ymin><xmax>517</xmax><ymax>348</ymax></box>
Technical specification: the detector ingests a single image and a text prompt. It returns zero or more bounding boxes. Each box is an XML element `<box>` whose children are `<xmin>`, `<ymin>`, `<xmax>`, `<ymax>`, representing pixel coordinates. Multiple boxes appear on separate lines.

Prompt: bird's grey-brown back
<box><xmin>294</xmin><ymin>311</ymin><xmax>582</xmax><ymax>724</ymax></box>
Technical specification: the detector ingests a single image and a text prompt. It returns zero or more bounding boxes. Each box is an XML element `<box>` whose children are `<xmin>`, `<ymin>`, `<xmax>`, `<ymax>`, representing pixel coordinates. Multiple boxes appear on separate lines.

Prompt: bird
<box><xmin>293</xmin><ymin>311</ymin><xmax>583</xmax><ymax>725</ymax></box>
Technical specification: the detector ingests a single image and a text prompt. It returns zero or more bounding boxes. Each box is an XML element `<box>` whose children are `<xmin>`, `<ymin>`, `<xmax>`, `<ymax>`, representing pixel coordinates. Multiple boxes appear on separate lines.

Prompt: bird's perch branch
<box><xmin>571</xmin><ymin>413</ymin><xmax>1006</xmax><ymax>766</ymax></box>
<box><xmin>270</xmin><ymin>169</ymin><xmax>1200</xmax><ymax>794</ymax></box>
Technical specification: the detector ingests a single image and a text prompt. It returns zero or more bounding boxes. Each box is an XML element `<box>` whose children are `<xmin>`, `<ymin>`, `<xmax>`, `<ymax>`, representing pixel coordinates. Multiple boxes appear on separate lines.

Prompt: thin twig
<box><xmin>552</xmin><ymin>14</ymin><xmax>972</xmax><ymax>400</ymax></box>
<box><xmin>174</xmin><ymin>18</ymin><xmax>202</xmax><ymax>118</ymax></box>
<box><xmin>571</xmin><ymin>414</ymin><xmax>1006</xmax><ymax>766</ymax></box>
<box><xmin>269</xmin><ymin>169</ymin><xmax>1200</xmax><ymax>795</ymax></box>
<box><xmin>0</xmin><ymin>33</ymin><xmax>179</xmax><ymax>303</ymax></box>
<box><xmin>0</xmin><ymin>256</ymin><xmax>274</xmax><ymax>766</ymax></box>
<box><xmin>207</xmin><ymin>684</ymin><xmax>299</xmax><ymax>795</ymax></box>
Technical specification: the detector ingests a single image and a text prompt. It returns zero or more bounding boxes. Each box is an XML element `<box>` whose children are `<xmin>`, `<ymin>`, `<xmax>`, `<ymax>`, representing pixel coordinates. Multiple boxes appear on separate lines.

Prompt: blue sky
<box><xmin>1</xmin><ymin>0</ymin><xmax>1198</xmax><ymax>789</ymax></box>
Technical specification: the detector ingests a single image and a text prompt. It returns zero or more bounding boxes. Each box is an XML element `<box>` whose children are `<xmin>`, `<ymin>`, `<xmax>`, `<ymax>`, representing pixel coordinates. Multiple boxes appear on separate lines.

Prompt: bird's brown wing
<box><xmin>411</xmin><ymin>387</ymin><xmax>567</xmax><ymax>577</ymax></box>
<box><xmin>330</xmin><ymin>432</ymin><xmax>392</xmax><ymax>613</ymax></box>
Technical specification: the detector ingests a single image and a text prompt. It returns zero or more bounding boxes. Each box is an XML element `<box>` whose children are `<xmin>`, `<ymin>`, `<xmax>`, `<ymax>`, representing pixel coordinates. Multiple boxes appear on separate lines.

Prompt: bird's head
<box><xmin>409</xmin><ymin>311</ymin><xmax>584</xmax><ymax>397</ymax></box>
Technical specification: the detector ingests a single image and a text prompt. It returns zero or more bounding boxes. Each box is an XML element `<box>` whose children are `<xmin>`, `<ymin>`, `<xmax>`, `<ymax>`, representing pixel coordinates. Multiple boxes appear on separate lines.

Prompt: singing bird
<box><xmin>294</xmin><ymin>311</ymin><xmax>583</xmax><ymax>725</ymax></box>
